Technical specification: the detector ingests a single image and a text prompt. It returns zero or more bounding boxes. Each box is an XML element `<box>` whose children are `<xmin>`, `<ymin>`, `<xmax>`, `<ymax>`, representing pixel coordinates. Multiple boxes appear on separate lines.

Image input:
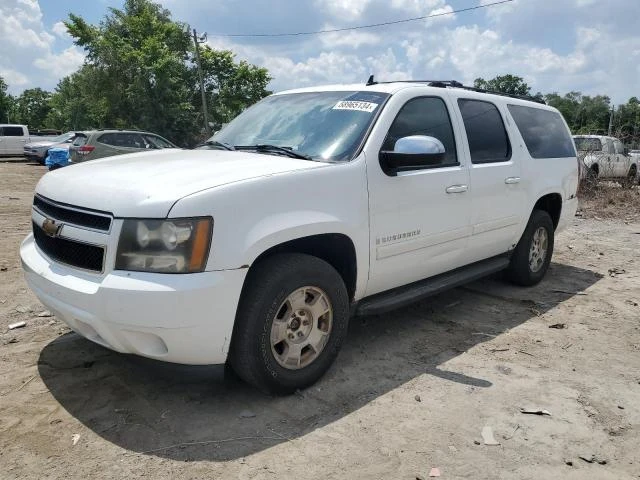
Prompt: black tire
<box><xmin>48</xmin><ymin>164</ymin><xmax>62</xmax><ymax>171</ymax></box>
<box><xmin>229</xmin><ymin>253</ymin><xmax>349</xmax><ymax>395</ymax></box>
<box><xmin>507</xmin><ymin>210</ymin><xmax>554</xmax><ymax>286</ymax></box>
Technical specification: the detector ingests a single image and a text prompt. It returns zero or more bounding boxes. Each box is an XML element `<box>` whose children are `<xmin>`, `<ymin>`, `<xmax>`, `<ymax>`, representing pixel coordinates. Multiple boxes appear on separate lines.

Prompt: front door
<box><xmin>365</xmin><ymin>91</ymin><xmax>471</xmax><ymax>296</ymax></box>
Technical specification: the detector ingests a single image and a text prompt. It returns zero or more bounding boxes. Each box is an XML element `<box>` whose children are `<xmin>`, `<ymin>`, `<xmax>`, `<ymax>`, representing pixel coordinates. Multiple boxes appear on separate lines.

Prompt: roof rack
<box><xmin>365</xmin><ymin>76</ymin><xmax>546</xmax><ymax>104</ymax></box>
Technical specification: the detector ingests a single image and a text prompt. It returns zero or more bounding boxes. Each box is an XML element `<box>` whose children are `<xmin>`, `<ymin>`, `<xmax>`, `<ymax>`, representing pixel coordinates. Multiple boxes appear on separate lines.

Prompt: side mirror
<box><xmin>379</xmin><ymin>135</ymin><xmax>446</xmax><ymax>176</ymax></box>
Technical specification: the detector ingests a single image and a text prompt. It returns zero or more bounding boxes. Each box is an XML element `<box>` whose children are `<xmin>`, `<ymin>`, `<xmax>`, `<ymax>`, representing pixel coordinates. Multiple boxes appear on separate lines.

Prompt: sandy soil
<box><xmin>1</xmin><ymin>161</ymin><xmax>639</xmax><ymax>479</ymax></box>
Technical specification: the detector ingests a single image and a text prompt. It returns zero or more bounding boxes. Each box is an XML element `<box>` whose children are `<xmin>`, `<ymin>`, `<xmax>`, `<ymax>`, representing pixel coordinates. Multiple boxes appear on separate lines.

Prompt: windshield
<box><xmin>574</xmin><ymin>137</ymin><xmax>602</xmax><ymax>152</ymax></box>
<box><xmin>205</xmin><ymin>91</ymin><xmax>390</xmax><ymax>161</ymax></box>
<box><xmin>51</xmin><ymin>132</ymin><xmax>75</xmax><ymax>143</ymax></box>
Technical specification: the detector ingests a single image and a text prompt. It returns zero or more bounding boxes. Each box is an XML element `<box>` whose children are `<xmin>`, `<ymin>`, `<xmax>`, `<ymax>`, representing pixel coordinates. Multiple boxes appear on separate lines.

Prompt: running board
<box><xmin>354</xmin><ymin>255</ymin><xmax>510</xmax><ymax>317</ymax></box>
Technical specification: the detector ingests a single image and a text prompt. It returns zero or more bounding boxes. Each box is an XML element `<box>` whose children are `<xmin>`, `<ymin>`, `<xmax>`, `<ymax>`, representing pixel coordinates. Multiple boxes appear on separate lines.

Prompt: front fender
<box><xmin>243</xmin><ymin>211</ymin><xmax>351</xmax><ymax>265</ymax></box>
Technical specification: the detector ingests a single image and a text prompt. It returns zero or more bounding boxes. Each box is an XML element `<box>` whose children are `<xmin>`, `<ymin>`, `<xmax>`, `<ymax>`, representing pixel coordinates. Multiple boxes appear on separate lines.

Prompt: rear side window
<box><xmin>72</xmin><ymin>135</ymin><xmax>87</xmax><ymax>147</ymax></box>
<box><xmin>99</xmin><ymin>133</ymin><xmax>145</xmax><ymax>148</ymax></box>
<box><xmin>508</xmin><ymin>105</ymin><xmax>576</xmax><ymax>158</ymax></box>
<box><xmin>458</xmin><ymin>99</ymin><xmax>511</xmax><ymax>164</ymax></box>
<box><xmin>2</xmin><ymin>126</ymin><xmax>25</xmax><ymax>137</ymax></box>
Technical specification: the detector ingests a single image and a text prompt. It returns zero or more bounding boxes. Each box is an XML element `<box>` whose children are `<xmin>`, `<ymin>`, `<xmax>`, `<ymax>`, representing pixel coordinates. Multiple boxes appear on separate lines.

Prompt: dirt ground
<box><xmin>1</xmin><ymin>160</ymin><xmax>639</xmax><ymax>480</ymax></box>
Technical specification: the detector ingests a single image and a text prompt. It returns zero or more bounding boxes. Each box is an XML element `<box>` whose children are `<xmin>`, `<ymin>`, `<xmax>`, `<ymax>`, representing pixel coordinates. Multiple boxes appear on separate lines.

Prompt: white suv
<box><xmin>21</xmin><ymin>80</ymin><xmax>579</xmax><ymax>393</ymax></box>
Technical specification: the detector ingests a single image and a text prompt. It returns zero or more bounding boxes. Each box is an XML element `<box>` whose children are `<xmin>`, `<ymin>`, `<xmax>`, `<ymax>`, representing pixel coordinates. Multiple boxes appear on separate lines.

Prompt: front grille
<box><xmin>33</xmin><ymin>196</ymin><xmax>112</xmax><ymax>232</ymax></box>
<box><xmin>33</xmin><ymin>222</ymin><xmax>104</xmax><ymax>272</ymax></box>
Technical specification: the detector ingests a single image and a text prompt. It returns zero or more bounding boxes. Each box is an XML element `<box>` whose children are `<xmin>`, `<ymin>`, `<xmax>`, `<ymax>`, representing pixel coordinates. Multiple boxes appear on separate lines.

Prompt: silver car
<box><xmin>23</xmin><ymin>132</ymin><xmax>84</xmax><ymax>164</ymax></box>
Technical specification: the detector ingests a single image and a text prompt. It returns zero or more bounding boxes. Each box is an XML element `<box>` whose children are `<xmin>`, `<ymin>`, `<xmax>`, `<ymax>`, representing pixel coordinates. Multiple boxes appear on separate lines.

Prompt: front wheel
<box><xmin>229</xmin><ymin>253</ymin><xmax>349</xmax><ymax>394</ymax></box>
<box><xmin>507</xmin><ymin>210</ymin><xmax>554</xmax><ymax>286</ymax></box>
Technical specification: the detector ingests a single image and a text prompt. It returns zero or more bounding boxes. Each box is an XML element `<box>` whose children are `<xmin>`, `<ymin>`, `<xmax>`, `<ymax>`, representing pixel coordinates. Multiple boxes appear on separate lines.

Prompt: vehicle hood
<box><xmin>35</xmin><ymin>149</ymin><xmax>328</xmax><ymax>217</ymax></box>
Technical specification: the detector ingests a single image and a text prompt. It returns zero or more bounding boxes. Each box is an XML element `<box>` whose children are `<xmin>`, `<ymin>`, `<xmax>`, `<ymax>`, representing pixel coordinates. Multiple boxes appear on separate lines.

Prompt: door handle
<box><xmin>505</xmin><ymin>177</ymin><xmax>521</xmax><ymax>184</ymax></box>
<box><xmin>445</xmin><ymin>184</ymin><xmax>468</xmax><ymax>194</ymax></box>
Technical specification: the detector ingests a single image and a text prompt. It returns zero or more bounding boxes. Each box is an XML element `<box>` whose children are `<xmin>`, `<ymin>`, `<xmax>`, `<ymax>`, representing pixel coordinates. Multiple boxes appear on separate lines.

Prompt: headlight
<box><xmin>115</xmin><ymin>217</ymin><xmax>213</xmax><ymax>273</ymax></box>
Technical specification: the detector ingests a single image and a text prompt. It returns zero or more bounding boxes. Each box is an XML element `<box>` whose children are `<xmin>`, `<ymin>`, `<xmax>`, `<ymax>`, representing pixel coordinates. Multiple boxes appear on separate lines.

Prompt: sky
<box><xmin>1</xmin><ymin>0</ymin><xmax>639</xmax><ymax>104</ymax></box>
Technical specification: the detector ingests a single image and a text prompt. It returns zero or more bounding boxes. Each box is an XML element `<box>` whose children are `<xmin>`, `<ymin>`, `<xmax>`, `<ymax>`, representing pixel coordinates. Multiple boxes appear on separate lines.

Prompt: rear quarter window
<box><xmin>507</xmin><ymin>105</ymin><xmax>576</xmax><ymax>158</ymax></box>
<box><xmin>72</xmin><ymin>135</ymin><xmax>88</xmax><ymax>147</ymax></box>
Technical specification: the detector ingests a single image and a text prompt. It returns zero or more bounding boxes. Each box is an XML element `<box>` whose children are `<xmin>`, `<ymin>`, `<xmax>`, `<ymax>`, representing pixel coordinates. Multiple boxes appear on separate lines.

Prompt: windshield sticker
<box><xmin>333</xmin><ymin>101</ymin><xmax>379</xmax><ymax>113</ymax></box>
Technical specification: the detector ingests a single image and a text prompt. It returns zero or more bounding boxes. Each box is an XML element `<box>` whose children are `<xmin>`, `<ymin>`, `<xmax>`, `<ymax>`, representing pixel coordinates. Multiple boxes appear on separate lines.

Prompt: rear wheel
<box><xmin>229</xmin><ymin>253</ymin><xmax>349</xmax><ymax>394</ymax></box>
<box><xmin>507</xmin><ymin>210</ymin><xmax>554</xmax><ymax>286</ymax></box>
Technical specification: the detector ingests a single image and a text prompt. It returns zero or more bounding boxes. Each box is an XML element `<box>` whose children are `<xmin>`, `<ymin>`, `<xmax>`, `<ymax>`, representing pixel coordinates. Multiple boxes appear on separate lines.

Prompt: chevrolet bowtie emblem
<box><xmin>42</xmin><ymin>218</ymin><xmax>62</xmax><ymax>237</ymax></box>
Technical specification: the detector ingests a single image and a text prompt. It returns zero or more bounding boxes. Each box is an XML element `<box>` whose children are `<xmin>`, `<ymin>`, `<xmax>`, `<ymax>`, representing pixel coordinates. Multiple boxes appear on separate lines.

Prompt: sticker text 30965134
<box><xmin>332</xmin><ymin>101</ymin><xmax>379</xmax><ymax>113</ymax></box>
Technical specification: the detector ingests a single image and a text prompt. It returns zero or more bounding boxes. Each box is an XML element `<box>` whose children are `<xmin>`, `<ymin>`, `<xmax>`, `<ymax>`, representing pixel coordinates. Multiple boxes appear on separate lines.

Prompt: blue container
<box><xmin>45</xmin><ymin>147</ymin><xmax>70</xmax><ymax>170</ymax></box>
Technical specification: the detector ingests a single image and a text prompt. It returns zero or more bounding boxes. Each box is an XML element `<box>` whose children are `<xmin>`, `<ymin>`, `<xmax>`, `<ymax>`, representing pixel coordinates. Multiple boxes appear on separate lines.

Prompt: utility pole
<box><xmin>608</xmin><ymin>106</ymin><xmax>614</xmax><ymax>136</ymax></box>
<box><xmin>192</xmin><ymin>28</ymin><xmax>211</xmax><ymax>138</ymax></box>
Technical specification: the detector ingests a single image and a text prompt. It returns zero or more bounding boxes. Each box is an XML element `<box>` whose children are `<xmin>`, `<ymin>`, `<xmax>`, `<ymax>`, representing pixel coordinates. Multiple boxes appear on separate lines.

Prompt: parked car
<box><xmin>0</xmin><ymin>124</ymin><xmax>60</xmax><ymax>156</ymax></box>
<box><xmin>24</xmin><ymin>131</ymin><xmax>85</xmax><ymax>164</ymax></box>
<box><xmin>22</xmin><ymin>80</ymin><xmax>578</xmax><ymax>394</ymax></box>
<box><xmin>69</xmin><ymin>129</ymin><xmax>178</xmax><ymax>163</ymax></box>
<box><xmin>573</xmin><ymin>135</ymin><xmax>638</xmax><ymax>182</ymax></box>
<box><xmin>1</xmin><ymin>124</ymin><xmax>30</xmax><ymax>156</ymax></box>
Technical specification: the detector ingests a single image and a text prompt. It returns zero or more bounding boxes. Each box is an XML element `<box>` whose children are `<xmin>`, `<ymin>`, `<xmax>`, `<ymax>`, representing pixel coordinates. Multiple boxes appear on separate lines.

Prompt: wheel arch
<box><xmin>532</xmin><ymin>192</ymin><xmax>562</xmax><ymax>230</ymax></box>
<box><xmin>248</xmin><ymin>233</ymin><xmax>358</xmax><ymax>302</ymax></box>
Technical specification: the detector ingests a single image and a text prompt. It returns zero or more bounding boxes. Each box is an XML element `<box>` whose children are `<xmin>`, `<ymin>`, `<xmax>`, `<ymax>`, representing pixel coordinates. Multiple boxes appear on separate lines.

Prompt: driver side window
<box><xmin>381</xmin><ymin>96</ymin><xmax>458</xmax><ymax>167</ymax></box>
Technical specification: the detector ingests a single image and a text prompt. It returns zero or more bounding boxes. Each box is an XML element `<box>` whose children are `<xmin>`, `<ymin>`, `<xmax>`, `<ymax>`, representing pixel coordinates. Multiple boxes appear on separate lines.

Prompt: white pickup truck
<box><xmin>0</xmin><ymin>124</ymin><xmax>57</xmax><ymax>156</ymax></box>
<box><xmin>21</xmin><ymin>80</ymin><xmax>579</xmax><ymax>394</ymax></box>
<box><xmin>0</xmin><ymin>124</ymin><xmax>30</xmax><ymax>156</ymax></box>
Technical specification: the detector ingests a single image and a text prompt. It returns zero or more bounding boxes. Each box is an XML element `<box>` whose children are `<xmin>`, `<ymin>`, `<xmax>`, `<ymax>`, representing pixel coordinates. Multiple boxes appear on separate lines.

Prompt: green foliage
<box><xmin>197</xmin><ymin>47</ymin><xmax>271</xmax><ymax>128</ymax></box>
<box><xmin>14</xmin><ymin>88</ymin><xmax>52</xmax><ymax>130</ymax></box>
<box><xmin>545</xmin><ymin>92</ymin><xmax>612</xmax><ymax>134</ymax></box>
<box><xmin>0</xmin><ymin>77</ymin><xmax>14</xmax><ymax>123</ymax></box>
<box><xmin>474</xmin><ymin>74</ymin><xmax>532</xmax><ymax>96</ymax></box>
<box><xmin>54</xmin><ymin>0</ymin><xmax>271</xmax><ymax>146</ymax></box>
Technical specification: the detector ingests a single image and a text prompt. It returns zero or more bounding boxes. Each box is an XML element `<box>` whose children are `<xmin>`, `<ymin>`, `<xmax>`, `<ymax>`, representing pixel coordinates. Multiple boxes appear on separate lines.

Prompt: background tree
<box><xmin>0</xmin><ymin>77</ymin><xmax>15</xmax><ymax>123</ymax></box>
<box><xmin>197</xmin><ymin>47</ymin><xmax>271</xmax><ymax>129</ymax></box>
<box><xmin>63</xmin><ymin>0</ymin><xmax>271</xmax><ymax>145</ymax></box>
<box><xmin>474</xmin><ymin>74</ymin><xmax>532</xmax><ymax>96</ymax></box>
<box><xmin>14</xmin><ymin>88</ymin><xmax>52</xmax><ymax>130</ymax></box>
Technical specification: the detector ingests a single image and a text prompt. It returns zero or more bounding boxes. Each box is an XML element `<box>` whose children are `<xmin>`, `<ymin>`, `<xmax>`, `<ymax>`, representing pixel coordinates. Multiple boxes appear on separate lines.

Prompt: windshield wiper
<box><xmin>236</xmin><ymin>144</ymin><xmax>312</xmax><ymax>160</ymax></box>
<box><xmin>197</xmin><ymin>140</ymin><xmax>235</xmax><ymax>151</ymax></box>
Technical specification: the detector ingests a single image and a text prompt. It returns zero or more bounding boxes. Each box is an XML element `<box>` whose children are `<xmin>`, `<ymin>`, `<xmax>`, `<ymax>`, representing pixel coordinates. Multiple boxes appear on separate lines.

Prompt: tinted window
<box><xmin>458</xmin><ymin>99</ymin><xmax>511</xmax><ymax>163</ymax></box>
<box><xmin>508</xmin><ymin>105</ymin><xmax>576</xmax><ymax>158</ymax></box>
<box><xmin>382</xmin><ymin>97</ymin><xmax>457</xmax><ymax>167</ymax></box>
<box><xmin>614</xmin><ymin>140</ymin><xmax>625</xmax><ymax>155</ymax></box>
<box><xmin>72</xmin><ymin>135</ymin><xmax>87</xmax><ymax>147</ymax></box>
<box><xmin>2</xmin><ymin>126</ymin><xmax>25</xmax><ymax>137</ymax></box>
<box><xmin>99</xmin><ymin>133</ymin><xmax>145</xmax><ymax>148</ymax></box>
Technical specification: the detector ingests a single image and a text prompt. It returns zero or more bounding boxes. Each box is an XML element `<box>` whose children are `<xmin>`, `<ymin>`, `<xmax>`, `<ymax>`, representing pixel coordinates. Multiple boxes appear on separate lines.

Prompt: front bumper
<box><xmin>21</xmin><ymin>234</ymin><xmax>246</xmax><ymax>365</ymax></box>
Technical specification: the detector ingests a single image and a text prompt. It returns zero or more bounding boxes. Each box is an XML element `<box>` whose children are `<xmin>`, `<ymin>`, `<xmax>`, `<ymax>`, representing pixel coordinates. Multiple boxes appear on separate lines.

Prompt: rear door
<box><xmin>2</xmin><ymin>126</ymin><xmax>28</xmax><ymax>155</ymax></box>
<box><xmin>613</xmin><ymin>139</ymin><xmax>630</xmax><ymax>177</ymax></box>
<box><xmin>452</xmin><ymin>97</ymin><xmax>525</xmax><ymax>263</ymax></box>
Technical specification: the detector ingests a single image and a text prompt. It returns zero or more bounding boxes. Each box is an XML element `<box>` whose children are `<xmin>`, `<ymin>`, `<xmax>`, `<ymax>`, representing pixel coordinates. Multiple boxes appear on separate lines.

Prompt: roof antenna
<box><xmin>366</xmin><ymin>75</ymin><xmax>376</xmax><ymax>86</ymax></box>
